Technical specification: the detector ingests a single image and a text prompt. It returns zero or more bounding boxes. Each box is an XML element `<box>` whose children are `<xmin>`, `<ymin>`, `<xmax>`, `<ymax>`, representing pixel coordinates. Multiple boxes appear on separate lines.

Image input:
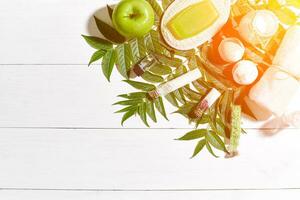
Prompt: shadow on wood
<box><xmin>86</xmin><ymin>5</ymin><xmax>115</xmax><ymax>39</ymax></box>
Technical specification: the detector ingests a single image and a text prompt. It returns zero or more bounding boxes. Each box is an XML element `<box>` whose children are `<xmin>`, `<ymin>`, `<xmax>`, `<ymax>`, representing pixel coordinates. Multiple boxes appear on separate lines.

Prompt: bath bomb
<box><xmin>218</xmin><ymin>38</ymin><xmax>245</xmax><ymax>63</ymax></box>
<box><xmin>232</xmin><ymin>60</ymin><xmax>258</xmax><ymax>85</ymax></box>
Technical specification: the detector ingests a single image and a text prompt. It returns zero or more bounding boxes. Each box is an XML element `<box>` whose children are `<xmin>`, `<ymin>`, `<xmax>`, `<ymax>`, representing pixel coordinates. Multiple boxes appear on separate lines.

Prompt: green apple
<box><xmin>112</xmin><ymin>0</ymin><xmax>155</xmax><ymax>38</ymax></box>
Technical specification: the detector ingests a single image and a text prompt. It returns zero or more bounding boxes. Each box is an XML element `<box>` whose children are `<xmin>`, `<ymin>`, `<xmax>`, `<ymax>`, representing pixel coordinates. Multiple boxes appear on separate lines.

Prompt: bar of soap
<box><xmin>161</xmin><ymin>0</ymin><xmax>231</xmax><ymax>50</ymax></box>
<box><xmin>167</xmin><ymin>1</ymin><xmax>219</xmax><ymax>40</ymax></box>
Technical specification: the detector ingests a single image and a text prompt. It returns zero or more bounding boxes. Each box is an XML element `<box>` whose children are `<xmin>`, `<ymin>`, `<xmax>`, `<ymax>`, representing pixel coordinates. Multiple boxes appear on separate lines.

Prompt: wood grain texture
<box><xmin>0</xmin><ymin>66</ymin><xmax>299</xmax><ymax>128</ymax></box>
<box><xmin>1</xmin><ymin>190</ymin><xmax>300</xmax><ymax>200</ymax></box>
<box><xmin>0</xmin><ymin>0</ymin><xmax>119</xmax><ymax>64</ymax></box>
<box><xmin>0</xmin><ymin>128</ymin><xmax>299</xmax><ymax>190</ymax></box>
<box><xmin>0</xmin><ymin>0</ymin><xmax>300</xmax><ymax>198</ymax></box>
<box><xmin>0</xmin><ymin>0</ymin><xmax>299</xmax><ymax>128</ymax></box>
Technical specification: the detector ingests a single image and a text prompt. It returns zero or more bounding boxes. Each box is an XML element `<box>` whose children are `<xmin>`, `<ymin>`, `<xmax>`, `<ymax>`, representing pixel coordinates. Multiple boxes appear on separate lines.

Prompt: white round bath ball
<box><xmin>252</xmin><ymin>10</ymin><xmax>279</xmax><ymax>37</ymax></box>
<box><xmin>218</xmin><ymin>38</ymin><xmax>245</xmax><ymax>63</ymax></box>
<box><xmin>232</xmin><ymin>60</ymin><xmax>258</xmax><ymax>85</ymax></box>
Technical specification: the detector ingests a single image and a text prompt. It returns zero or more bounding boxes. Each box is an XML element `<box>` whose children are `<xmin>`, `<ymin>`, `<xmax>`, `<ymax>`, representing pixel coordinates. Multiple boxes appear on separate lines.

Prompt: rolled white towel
<box><xmin>249</xmin><ymin>67</ymin><xmax>299</xmax><ymax>117</ymax></box>
<box><xmin>249</xmin><ymin>25</ymin><xmax>300</xmax><ymax>118</ymax></box>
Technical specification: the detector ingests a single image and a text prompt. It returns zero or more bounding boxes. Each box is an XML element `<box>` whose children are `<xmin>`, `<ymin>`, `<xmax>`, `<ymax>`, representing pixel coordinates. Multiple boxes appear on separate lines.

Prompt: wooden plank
<box><xmin>0</xmin><ymin>66</ymin><xmax>299</xmax><ymax>128</ymax></box>
<box><xmin>2</xmin><ymin>0</ymin><xmax>298</xmax><ymax>67</ymax></box>
<box><xmin>0</xmin><ymin>0</ymin><xmax>118</xmax><ymax>64</ymax></box>
<box><xmin>0</xmin><ymin>65</ymin><xmax>192</xmax><ymax>128</ymax></box>
<box><xmin>0</xmin><ymin>189</ymin><xmax>300</xmax><ymax>200</ymax></box>
<box><xmin>0</xmin><ymin>128</ymin><xmax>299</xmax><ymax>189</ymax></box>
<box><xmin>0</xmin><ymin>65</ymin><xmax>187</xmax><ymax>128</ymax></box>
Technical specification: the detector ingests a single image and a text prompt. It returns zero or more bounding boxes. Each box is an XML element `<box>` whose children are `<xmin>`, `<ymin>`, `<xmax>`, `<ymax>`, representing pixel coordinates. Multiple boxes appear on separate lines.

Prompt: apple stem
<box><xmin>128</xmin><ymin>13</ymin><xmax>139</xmax><ymax>19</ymax></box>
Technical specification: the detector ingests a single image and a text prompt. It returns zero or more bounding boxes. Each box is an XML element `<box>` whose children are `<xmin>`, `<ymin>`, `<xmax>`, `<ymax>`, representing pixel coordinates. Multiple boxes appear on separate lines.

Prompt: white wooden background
<box><xmin>1</xmin><ymin>0</ymin><xmax>300</xmax><ymax>199</ymax></box>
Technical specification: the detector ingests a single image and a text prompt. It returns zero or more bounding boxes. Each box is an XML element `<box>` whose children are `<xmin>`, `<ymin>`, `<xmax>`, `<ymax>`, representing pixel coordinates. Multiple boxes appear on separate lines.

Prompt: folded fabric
<box><xmin>248</xmin><ymin>26</ymin><xmax>300</xmax><ymax>118</ymax></box>
<box><xmin>249</xmin><ymin>67</ymin><xmax>299</xmax><ymax>117</ymax></box>
<box><xmin>272</xmin><ymin>26</ymin><xmax>300</xmax><ymax>76</ymax></box>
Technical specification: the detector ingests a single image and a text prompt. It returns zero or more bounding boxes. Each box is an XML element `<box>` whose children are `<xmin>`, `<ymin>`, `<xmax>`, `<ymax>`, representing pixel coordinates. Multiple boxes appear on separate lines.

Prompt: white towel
<box><xmin>248</xmin><ymin>26</ymin><xmax>300</xmax><ymax>118</ymax></box>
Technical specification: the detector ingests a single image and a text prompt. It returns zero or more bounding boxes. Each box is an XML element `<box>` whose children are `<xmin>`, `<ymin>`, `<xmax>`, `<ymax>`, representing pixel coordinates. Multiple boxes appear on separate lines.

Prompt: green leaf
<box><xmin>173</xmin><ymin>65</ymin><xmax>188</xmax><ymax>77</ymax></box>
<box><xmin>182</xmin><ymin>87</ymin><xmax>202</xmax><ymax>101</ymax></box>
<box><xmin>206</xmin><ymin>142</ymin><xmax>219</xmax><ymax>158</ymax></box>
<box><xmin>196</xmin><ymin>114</ymin><xmax>210</xmax><ymax>125</ymax></box>
<box><xmin>141</xmin><ymin>71</ymin><xmax>164</xmax><ymax>83</ymax></box>
<box><xmin>161</xmin><ymin>42</ymin><xmax>195</xmax><ymax>57</ymax></box>
<box><xmin>144</xmin><ymin>32</ymin><xmax>155</xmax><ymax>52</ymax></box>
<box><xmin>115</xmin><ymin>105</ymin><xmax>138</xmax><ymax>113</ymax></box>
<box><xmin>194</xmin><ymin>79</ymin><xmax>210</xmax><ymax>90</ymax></box>
<box><xmin>146</xmin><ymin>101</ymin><xmax>157</xmax><ymax>122</ymax></box>
<box><xmin>162</xmin><ymin>0</ymin><xmax>173</xmax><ymax>9</ymax></box>
<box><xmin>149</xmin><ymin>63</ymin><xmax>172</xmax><ymax>75</ymax></box>
<box><xmin>165</xmin><ymin>93</ymin><xmax>179</xmax><ymax>107</ymax></box>
<box><xmin>149</xmin><ymin>30</ymin><xmax>171</xmax><ymax>56</ymax></box>
<box><xmin>129</xmin><ymin>38</ymin><xmax>140</xmax><ymax>64</ymax></box>
<box><xmin>208</xmin><ymin>104</ymin><xmax>218</xmax><ymax>127</ymax></box>
<box><xmin>81</xmin><ymin>35</ymin><xmax>113</xmax><ymax>50</ymax></box>
<box><xmin>123</xmin><ymin>80</ymin><xmax>156</xmax><ymax>91</ymax></box>
<box><xmin>192</xmin><ymin>82</ymin><xmax>207</xmax><ymax>96</ymax></box>
<box><xmin>146</xmin><ymin>0</ymin><xmax>163</xmax><ymax>17</ymax></box>
<box><xmin>121</xmin><ymin>109</ymin><xmax>136</xmax><ymax>125</ymax></box>
<box><xmin>286</xmin><ymin>0</ymin><xmax>300</xmax><ymax>8</ymax></box>
<box><xmin>191</xmin><ymin>139</ymin><xmax>206</xmax><ymax>158</ymax></box>
<box><xmin>229</xmin><ymin>105</ymin><xmax>242</xmax><ymax>152</ymax></box>
<box><xmin>274</xmin><ymin>7</ymin><xmax>297</xmax><ymax>25</ymax></box>
<box><xmin>88</xmin><ymin>50</ymin><xmax>106</xmax><ymax>66</ymax></box>
<box><xmin>154</xmin><ymin>97</ymin><xmax>168</xmax><ymax>120</ymax></box>
<box><xmin>267</xmin><ymin>0</ymin><xmax>281</xmax><ymax>9</ymax></box>
<box><xmin>118</xmin><ymin>92</ymin><xmax>147</xmax><ymax>99</ymax></box>
<box><xmin>138</xmin><ymin>102</ymin><xmax>149</xmax><ymax>127</ymax></box>
<box><xmin>219</xmin><ymin>89</ymin><xmax>234</xmax><ymax>138</ymax></box>
<box><xmin>149</xmin><ymin>30</ymin><xmax>160</xmax><ymax>51</ymax></box>
<box><xmin>101</xmin><ymin>49</ymin><xmax>116</xmax><ymax>81</ymax></box>
<box><xmin>115</xmin><ymin>44</ymin><xmax>132</xmax><ymax>78</ymax></box>
<box><xmin>113</xmin><ymin>99</ymin><xmax>143</xmax><ymax>106</ymax></box>
<box><xmin>107</xmin><ymin>5</ymin><xmax>114</xmax><ymax>19</ymax></box>
<box><xmin>188</xmin><ymin>55</ymin><xmax>198</xmax><ymax>70</ymax></box>
<box><xmin>173</xmin><ymin>89</ymin><xmax>186</xmax><ymax>104</ymax></box>
<box><xmin>138</xmin><ymin>37</ymin><xmax>147</xmax><ymax>58</ymax></box>
<box><xmin>94</xmin><ymin>16</ymin><xmax>126</xmax><ymax>43</ymax></box>
<box><xmin>174</xmin><ymin>103</ymin><xmax>196</xmax><ymax>117</ymax></box>
<box><xmin>206</xmin><ymin>131</ymin><xmax>227</xmax><ymax>152</ymax></box>
<box><xmin>177</xmin><ymin>129</ymin><xmax>206</xmax><ymax>141</ymax></box>
<box><xmin>216</xmin><ymin>118</ymin><xmax>226</xmax><ymax>137</ymax></box>
<box><xmin>154</xmin><ymin>53</ymin><xmax>182</xmax><ymax>68</ymax></box>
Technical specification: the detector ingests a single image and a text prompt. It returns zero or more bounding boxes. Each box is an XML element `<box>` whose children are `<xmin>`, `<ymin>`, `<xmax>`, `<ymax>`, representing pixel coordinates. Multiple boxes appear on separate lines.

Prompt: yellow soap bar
<box><xmin>167</xmin><ymin>0</ymin><xmax>219</xmax><ymax>40</ymax></box>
